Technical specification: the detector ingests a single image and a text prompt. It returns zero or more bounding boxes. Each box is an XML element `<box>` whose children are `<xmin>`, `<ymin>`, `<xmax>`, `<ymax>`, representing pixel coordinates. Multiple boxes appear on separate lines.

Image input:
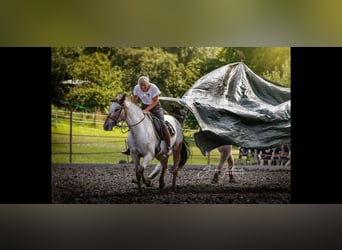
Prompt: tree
<box><xmin>51</xmin><ymin>47</ymin><xmax>291</xmax><ymax>114</ymax></box>
<box><xmin>51</xmin><ymin>47</ymin><xmax>82</xmax><ymax>107</ymax></box>
<box><xmin>64</xmin><ymin>48</ymin><xmax>126</xmax><ymax>112</ymax></box>
<box><xmin>217</xmin><ymin>47</ymin><xmax>291</xmax><ymax>87</ymax></box>
<box><xmin>261</xmin><ymin>59</ymin><xmax>290</xmax><ymax>87</ymax></box>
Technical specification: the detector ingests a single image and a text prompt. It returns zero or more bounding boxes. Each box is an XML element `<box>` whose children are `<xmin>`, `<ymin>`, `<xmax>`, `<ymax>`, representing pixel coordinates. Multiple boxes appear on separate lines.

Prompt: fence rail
<box><xmin>52</xmin><ymin>129</ymin><xmax>255</xmax><ymax>165</ymax></box>
<box><xmin>51</xmin><ymin>108</ymin><xmax>257</xmax><ymax>165</ymax></box>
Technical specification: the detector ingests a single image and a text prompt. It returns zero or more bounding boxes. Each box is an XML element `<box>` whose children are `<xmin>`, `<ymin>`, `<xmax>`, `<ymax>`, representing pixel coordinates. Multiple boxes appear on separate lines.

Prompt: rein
<box><xmin>123</xmin><ymin>113</ymin><xmax>146</xmax><ymax>128</ymax></box>
<box><xmin>108</xmin><ymin>102</ymin><xmax>146</xmax><ymax>129</ymax></box>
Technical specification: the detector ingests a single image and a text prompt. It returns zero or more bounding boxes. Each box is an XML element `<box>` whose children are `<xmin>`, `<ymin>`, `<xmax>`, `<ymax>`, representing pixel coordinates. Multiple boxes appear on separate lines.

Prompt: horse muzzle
<box><xmin>103</xmin><ymin>120</ymin><xmax>115</xmax><ymax>131</ymax></box>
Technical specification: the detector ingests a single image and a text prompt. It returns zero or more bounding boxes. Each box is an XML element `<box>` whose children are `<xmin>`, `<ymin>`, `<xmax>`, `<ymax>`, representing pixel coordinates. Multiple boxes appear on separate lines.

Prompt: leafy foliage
<box><xmin>51</xmin><ymin>47</ymin><xmax>291</xmax><ymax>116</ymax></box>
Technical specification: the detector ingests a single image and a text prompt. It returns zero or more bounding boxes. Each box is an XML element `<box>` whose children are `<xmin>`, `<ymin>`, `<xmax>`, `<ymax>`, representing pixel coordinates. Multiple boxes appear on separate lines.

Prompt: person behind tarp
<box><xmin>121</xmin><ymin>76</ymin><xmax>173</xmax><ymax>156</ymax></box>
<box><xmin>258</xmin><ymin>147</ymin><xmax>273</xmax><ymax>166</ymax></box>
<box><xmin>238</xmin><ymin>147</ymin><xmax>250</xmax><ymax>164</ymax></box>
<box><xmin>284</xmin><ymin>147</ymin><xmax>291</xmax><ymax>167</ymax></box>
<box><xmin>279</xmin><ymin>144</ymin><xmax>290</xmax><ymax>166</ymax></box>
<box><xmin>272</xmin><ymin>144</ymin><xmax>290</xmax><ymax>166</ymax></box>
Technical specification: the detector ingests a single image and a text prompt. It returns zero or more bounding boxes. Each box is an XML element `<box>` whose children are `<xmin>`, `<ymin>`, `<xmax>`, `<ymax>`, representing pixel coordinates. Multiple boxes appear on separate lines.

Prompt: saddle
<box><xmin>148</xmin><ymin>113</ymin><xmax>175</xmax><ymax>139</ymax></box>
<box><xmin>146</xmin><ymin>114</ymin><xmax>175</xmax><ymax>155</ymax></box>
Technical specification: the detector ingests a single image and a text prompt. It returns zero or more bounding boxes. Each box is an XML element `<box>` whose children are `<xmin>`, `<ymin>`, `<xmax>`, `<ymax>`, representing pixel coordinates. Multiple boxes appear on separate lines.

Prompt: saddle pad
<box><xmin>165</xmin><ymin>120</ymin><xmax>175</xmax><ymax>136</ymax></box>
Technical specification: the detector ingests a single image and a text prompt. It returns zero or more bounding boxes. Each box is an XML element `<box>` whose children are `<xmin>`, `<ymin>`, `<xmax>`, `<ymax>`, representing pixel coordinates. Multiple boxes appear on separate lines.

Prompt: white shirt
<box><xmin>133</xmin><ymin>83</ymin><xmax>161</xmax><ymax>105</ymax></box>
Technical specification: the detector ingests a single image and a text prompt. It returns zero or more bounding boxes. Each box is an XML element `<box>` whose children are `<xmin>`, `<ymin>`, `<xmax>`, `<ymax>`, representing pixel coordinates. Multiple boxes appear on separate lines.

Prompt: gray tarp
<box><xmin>161</xmin><ymin>62</ymin><xmax>290</xmax><ymax>155</ymax></box>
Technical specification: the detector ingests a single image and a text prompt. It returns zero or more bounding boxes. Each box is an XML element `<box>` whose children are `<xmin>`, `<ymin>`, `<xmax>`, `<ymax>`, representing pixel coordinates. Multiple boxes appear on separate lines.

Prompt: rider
<box><xmin>121</xmin><ymin>76</ymin><xmax>173</xmax><ymax>156</ymax></box>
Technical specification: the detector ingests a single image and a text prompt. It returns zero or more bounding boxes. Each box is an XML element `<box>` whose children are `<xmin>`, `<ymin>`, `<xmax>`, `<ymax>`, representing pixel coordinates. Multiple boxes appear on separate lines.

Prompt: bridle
<box><xmin>107</xmin><ymin>101</ymin><xmax>146</xmax><ymax>128</ymax></box>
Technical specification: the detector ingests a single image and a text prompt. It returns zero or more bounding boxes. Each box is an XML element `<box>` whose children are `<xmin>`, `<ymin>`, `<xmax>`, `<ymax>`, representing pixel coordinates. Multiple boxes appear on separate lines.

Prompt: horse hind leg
<box><xmin>212</xmin><ymin>146</ymin><xmax>229</xmax><ymax>184</ymax></box>
<box><xmin>156</xmin><ymin>156</ymin><xmax>168</xmax><ymax>192</ymax></box>
<box><xmin>211</xmin><ymin>170</ymin><xmax>221</xmax><ymax>184</ymax></box>
<box><xmin>171</xmin><ymin>163</ymin><xmax>179</xmax><ymax>192</ymax></box>
<box><xmin>170</xmin><ymin>144</ymin><xmax>182</xmax><ymax>192</ymax></box>
<box><xmin>227</xmin><ymin>154</ymin><xmax>236</xmax><ymax>183</ymax></box>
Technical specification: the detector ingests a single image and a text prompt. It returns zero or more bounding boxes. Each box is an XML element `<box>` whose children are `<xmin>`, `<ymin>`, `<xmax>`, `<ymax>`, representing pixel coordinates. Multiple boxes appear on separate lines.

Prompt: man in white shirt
<box><xmin>122</xmin><ymin>76</ymin><xmax>173</xmax><ymax>156</ymax></box>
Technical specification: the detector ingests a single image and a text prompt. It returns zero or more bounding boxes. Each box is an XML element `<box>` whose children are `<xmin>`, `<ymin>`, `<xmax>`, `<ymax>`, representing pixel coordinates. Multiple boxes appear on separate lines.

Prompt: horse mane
<box><xmin>111</xmin><ymin>93</ymin><xmax>143</xmax><ymax>115</ymax></box>
<box><xmin>123</xmin><ymin>98</ymin><xmax>144</xmax><ymax>115</ymax></box>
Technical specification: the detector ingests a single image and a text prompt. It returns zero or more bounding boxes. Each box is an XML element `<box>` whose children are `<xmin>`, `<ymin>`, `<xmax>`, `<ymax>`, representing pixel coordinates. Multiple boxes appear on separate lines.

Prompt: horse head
<box><xmin>103</xmin><ymin>94</ymin><xmax>126</xmax><ymax>131</ymax></box>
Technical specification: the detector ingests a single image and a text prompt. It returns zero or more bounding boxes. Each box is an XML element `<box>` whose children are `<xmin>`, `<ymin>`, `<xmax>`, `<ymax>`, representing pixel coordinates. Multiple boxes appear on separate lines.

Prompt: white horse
<box><xmin>103</xmin><ymin>94</ymin><xmax>190</xmax><ymax>193</ymax></box>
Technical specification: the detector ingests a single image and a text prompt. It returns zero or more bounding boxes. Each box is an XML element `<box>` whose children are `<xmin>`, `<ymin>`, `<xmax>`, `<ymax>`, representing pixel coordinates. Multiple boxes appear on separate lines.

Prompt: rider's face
<box><xmin>139</xmin><ymin>82</ymin><xmax>150</xmax><ymax>92</ymax></box>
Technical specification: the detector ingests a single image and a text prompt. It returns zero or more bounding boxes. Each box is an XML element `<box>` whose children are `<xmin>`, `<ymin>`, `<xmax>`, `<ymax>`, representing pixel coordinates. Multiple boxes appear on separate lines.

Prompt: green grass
<box><xmin>51</xmin><ymin>120</ymin><xmax>247</xmax><ymax>165</ymax></box>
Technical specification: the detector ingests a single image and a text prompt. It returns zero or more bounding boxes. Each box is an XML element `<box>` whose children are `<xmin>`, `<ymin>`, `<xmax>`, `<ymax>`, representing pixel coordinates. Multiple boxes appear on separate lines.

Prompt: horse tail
<box><xmin>179</xmin><ymin>139</ymin><xmax>190</xmax><ymax>168</ymax></box>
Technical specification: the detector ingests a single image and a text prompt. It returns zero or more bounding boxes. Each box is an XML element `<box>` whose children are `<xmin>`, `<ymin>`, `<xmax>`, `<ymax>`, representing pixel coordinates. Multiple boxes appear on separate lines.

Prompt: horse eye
<box><xmin>115</xmin><ymin>107</ymin><xmax>121</xmax><ymax>112</ymax></box>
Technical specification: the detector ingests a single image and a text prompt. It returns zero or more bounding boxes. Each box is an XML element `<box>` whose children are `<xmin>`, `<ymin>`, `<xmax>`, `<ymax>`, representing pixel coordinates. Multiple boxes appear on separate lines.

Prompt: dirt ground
<box><xmin>51</xmin><ymin>164</ymin><xmax>291</xmax><ymax>204</ymax></box>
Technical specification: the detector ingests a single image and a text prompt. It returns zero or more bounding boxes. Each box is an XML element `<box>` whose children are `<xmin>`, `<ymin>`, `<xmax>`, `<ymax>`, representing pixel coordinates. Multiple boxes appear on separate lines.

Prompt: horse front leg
<box><xmin>135</xmin><ymin>167</ymin><xmax>143</xmax><ymax>193</ymax></box>
<box><xmin>140</xmin><ymin>154</ymin><xmax>154</xmax><ymax>188</ymax></box>
<box><xmin>131</xmin><ymin>155</ymin><xmax>143</xmax><ymax>193</ymax></box>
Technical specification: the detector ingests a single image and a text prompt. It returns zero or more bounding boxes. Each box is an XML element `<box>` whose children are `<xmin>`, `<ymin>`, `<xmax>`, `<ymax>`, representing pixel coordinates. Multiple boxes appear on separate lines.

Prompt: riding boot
<box><xmin>121</xmin><ymin>148</ymin><xmax>130</xmax><ymax>155</ymax></box>
<box><xmin>163</xmin><ymin>127</ymin><xmax>172</xmax><ymax>156</ymax></box>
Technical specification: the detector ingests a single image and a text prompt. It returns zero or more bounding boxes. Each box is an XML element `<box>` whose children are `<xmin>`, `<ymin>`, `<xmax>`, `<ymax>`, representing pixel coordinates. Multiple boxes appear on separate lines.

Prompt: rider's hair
<box><xmin>138</xmin><ymin>76</ymin><xmax>150</xmax><ymax>85</ymax></box>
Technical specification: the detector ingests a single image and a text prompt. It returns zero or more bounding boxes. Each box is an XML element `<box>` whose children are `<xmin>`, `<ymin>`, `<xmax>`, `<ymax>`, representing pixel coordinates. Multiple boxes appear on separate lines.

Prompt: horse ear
<box><xmin>119</xmin><ymin>94</ymin><xmax>126</xmax><ymax>104</ymax></box>
<box><xmin>112</xmin><ymin>93</ymin><xmax>126</xmax><ymax>103</ymax></box>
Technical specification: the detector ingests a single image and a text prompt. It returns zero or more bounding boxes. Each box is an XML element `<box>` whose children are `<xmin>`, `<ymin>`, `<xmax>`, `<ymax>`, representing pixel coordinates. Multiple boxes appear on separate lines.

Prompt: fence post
<box><xmin>55</xmin><ymin>109</ymin><xmax>58</xmax><ymax>128</ymax></box>
<box><xmin>69</xmin><ymin>108</ymin><xmax>73</xmax><ymax>163</ymax></box>
<box><xmin>207</xmin><ymin>151</ymin><xmax>210</xmax><ymax>166</ymax></box>
<box><xmin>93</xmin><ymin>107</ymin><xmax>97</xmax><ymax>128</ymax></box>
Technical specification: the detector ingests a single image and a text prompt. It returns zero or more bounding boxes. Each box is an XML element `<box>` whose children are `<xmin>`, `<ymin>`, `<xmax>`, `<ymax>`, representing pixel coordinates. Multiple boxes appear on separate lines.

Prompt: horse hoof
<box><xmin>229</xmin><ymin>178</ymin><xmax>236</xmax><ymax>183</ymax></box>
<box><xmin>145</xmin><ymin>179</ymin><xmax>153</xmax><ymax>187</ymax></box>
<box><xmin>211</xmin><ymin>176</ymin><xmax>219</xmax><ymax>184</ymax></box>
<box><xmin>211</xmin><ymin>173</ymin><xmax>219</xmax><ymax>184</ymax></box>
<box><xmin>138</xmin><ymin>165</ymin><xmax>144</xmax><ymax>174</ymax></box>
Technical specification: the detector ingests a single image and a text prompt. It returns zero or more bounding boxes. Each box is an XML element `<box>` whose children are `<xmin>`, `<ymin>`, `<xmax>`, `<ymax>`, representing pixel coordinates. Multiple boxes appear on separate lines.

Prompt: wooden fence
<box><xmin>51</xmin><ymin>108</ymin><xmax>258</xmax><ymax>165</ymax></box>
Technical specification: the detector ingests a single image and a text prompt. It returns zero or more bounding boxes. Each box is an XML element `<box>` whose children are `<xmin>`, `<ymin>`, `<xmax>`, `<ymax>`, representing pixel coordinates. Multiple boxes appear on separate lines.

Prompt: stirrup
<box><xmin>121</xmin><ymin>148</ymin><xmax>130</xmax><ymax>155</ymax></box>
